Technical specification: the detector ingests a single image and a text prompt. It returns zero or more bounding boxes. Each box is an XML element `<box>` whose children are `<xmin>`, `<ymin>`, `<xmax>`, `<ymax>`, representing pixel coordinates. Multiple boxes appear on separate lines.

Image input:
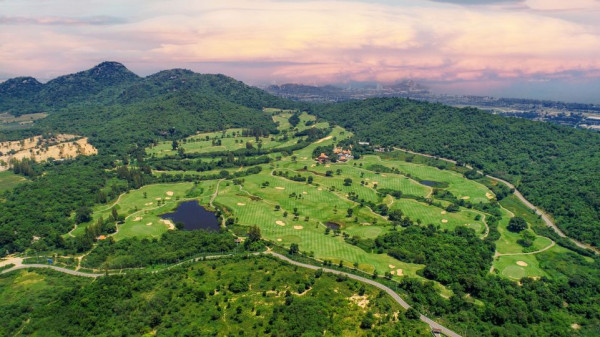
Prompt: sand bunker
<box><xmin>146</xmin><ymin>222</ymin><xmax>152</xmax><ymax>226</ymax></box>
<box><xmin>133</xmin><ymin>217</ymin><xmax>143</xmax><ymax>222</ymax></box>
<box><xmin>441</xmin><ymin>211</ymin><xmax>447</xmax><ymax>215</ymax></box>
<box><xmin>160</xmin><ymin>219</ymin><xmax>175</xmax><ymax>230</ymax></box>
<box><xmin>325</xmin><ymin>164</ymin><xmax>330</xmax><ymax>168</ymax></box>
<box><xmin>155</xmin><ymin>197</ymin><xmax>162</xmax><ymax>201</ymax></box>
<box><xmin>517</xmin><ymin>261</ymin><xmax>528</xmax><ymax>267</ymax></box>
<box><xmin>237</xmin><ymin>202</ymin><xmax>246</xmax><ymax>206</ymax></box>
<box><xmin>277</xmin><ymin>238</ymin><xmax>282</xmax><ymax>242</ymax></box>
<box><xmin>486</xmin><ymin>192</ymin><xmax>494</xmax><ymax>199</ymax></box>
<box><xmin>442</xmin><ymin>219</ymin><xmax>448</xmax><ymax>223</ymax></box>
<box><xmin>315</xmin><ymin>135</ymin><xmax>332</xmax><ymax>144</ymax></box>
<box><xmin>275</xmin><ymin>187</ymin><xmax>285</xmax><ymax>190</ymax></box>
<box><xmin>461</xmin><ymin>196</ymin><xmax>471</xmax><ymax>200</ymax></box>
<box><xmin>165</xmin><ymin>197</ymin><xmax>171</xmax><ymax>200</ymax></box>
<box><xmin>349</xmin><ymin>294</ymin><xmax>369</xmax><ymax>308</ymax></box>
<box><xmin>381</xmin><ymin>174</ymin><xmax>387</xmax><ymax>177</ymax></box>
<box><xmin>166</xmin><ymin>191</ymin><xmax>174</xmax><ymax>196</ymax></box>
<box><xmin>311</xmin><ymin>164</ymin><xmax>316</xmax><ymax>168</ymax></box>
<box><xmin>144</xmin><ymin>202</ymin><xmax>153</xmax><ymax>206</ymax></box>
<box><xmin>276</xmin><ymin>221</ymin><xmax>286</xmax><ymax>226</ymax></box>
<box><xmin>372</xmin><ymin>181</ymin><xmax>378</xmax><ymax>185</ymax></box>
<box><xmin>302</xmin><ymin>191</ymin><xmax>307</xmax><ymax>195</ymax></box>
<box><xmin>293</xmin><ymin>225</ymin><xmax>304</xmax><ymax>230</ymax></box>
<box><xmin>396</xmin><ymin>269</ymin><xmax>403</xmax><ymax>276</ymax></box>
<box><xmin>388</xmin><ymin>264</ymin><xmax>396</xmax><ymax>269</ymax></box>
<box><xmin>302</xmin><ymin>157</ymin><xmax>307</xmax><ymax>160</ymax></box>
<box><xmin>317</xmin><ymin>188</ymin><xmax>323</xmax><ymax>191</ymax></box>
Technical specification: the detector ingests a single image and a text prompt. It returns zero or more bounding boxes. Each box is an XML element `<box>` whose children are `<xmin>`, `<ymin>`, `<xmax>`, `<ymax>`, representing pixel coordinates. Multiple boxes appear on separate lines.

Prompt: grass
<box><xmin>493</xmin><ymin>254</ymin><xmax>547</xmax><ymax>280</ymax></box>
<box><xmin>71</xmin><ymin>182</ymin><xmax>215</xmax><ymax>240</ymax></box>
<box><xmin>0</xmin><ymin>171</ymin><xmax>27</xmax><ymax>193</ymax></box>
<box><xmin>0</xmin><ymin>257</ymin><xmax>430</xmax><ymax>336</ymax></box>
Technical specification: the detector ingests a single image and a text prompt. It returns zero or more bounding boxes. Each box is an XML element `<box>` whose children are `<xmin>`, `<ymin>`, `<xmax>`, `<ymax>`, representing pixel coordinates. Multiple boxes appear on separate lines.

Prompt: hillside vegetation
<box><xmin>316</xmin><ymin>98</ymin><xmax>600</xmax><ymax>247</ymax></box>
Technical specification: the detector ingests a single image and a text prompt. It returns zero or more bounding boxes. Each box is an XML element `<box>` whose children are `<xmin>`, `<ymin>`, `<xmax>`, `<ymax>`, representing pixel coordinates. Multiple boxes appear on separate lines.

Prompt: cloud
<box><xmin>429</xmin><ymin>0</ymin><xmax>524</xmax><ymax>4</ymax></box>
<box><xmin>1</xmin><ymin>0</ymin><xmax>599</xmax><ymax>101</ymax></box>
<box><xmin>0</xmin><ymin>15</ymin><xmax>127</xmax><ymax>26</ymax></box>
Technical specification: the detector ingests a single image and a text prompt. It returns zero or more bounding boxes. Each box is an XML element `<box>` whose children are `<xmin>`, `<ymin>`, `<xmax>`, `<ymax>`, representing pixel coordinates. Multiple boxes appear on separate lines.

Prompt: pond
<box><xmin>419</xmin><ymin>180</ymin><xmax>446</xmax><ymax>188</ymax></box>
<box><xmin>325</xmin><ymin>221</ymin><xmax>341</xmax><ymax>230</ymax></box>
<box><xmin>160</xmin><ymin>200</ymin><xmax>220</xmax><ymax>231</ymax></box>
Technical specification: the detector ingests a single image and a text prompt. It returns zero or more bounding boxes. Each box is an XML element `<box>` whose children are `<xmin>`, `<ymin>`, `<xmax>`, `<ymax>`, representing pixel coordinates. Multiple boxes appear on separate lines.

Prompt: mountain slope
<box><xmin>316</xmin><ymin>97</ymin><xmax>600</xmax><ymax>248</ymax></box>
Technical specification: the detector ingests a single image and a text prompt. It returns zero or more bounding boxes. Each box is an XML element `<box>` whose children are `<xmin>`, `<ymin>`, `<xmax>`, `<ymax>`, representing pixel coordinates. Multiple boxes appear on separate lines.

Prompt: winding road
<box><xmin>393</xmin><ymin>147</ymin><xmax>599</xmax><ymax>255</ymax></box>
<box><xmin>1</xmin><ymin>251</ymin><xmax>460</xmax><ymax>337</ymax></box>
<box><xmin>266</xmin><ymin>251</ymin><xmax>461</xmax><ymax>337</ymax></box>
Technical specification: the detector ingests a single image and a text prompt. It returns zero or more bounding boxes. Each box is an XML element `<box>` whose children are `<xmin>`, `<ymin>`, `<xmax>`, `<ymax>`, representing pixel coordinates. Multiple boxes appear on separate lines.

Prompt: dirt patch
<box><xmin>441</xmin><ymin>219</ymin><xmax>448</xmax><ymax>223</ymax></box>
<box><xmin>571</xmin><ymin>323</ymin><xmax>581</xmax><ymax>330</ymax></box>
<box><xmin>275</xmin><ymin>187</ymin><xmax>285</xmax><ymax>190</ymax></box>
<box><xmin>293</xmin><ymin>226</ymin><xmax>304</xmax><ymax>230</ymax></box>
<box><xmin>315</xmin><ymin>135</ymin><xmax>332</xmax><ymax>144</ymax></box>
<box><xmin>325</xmin><ymin>164</ymin><xmax>330</xmax><ymax>168</ymax></box>
<box><xmin>133</xmin><ymin>217</ymin><xmax>143</xmax><ymax>222</ymax></box>
<box><xmin>159</xmin><ymin>219</ymin><xmax>175</xmax><ymax>230</ymax></box>
<box><xmin>237</xmin><ymin>202</ymin><xmax>246</xmax><ymax>206</ymax></box>
<box><xmin>372</xmin><ymin>181</ymin><xmax>378</xmax><ymax>185</ymax></box>
<box><xmin>517</xmin><ymin>261</ymin><xmax>528</xmax><ymax>267</ymax></box>
<box><xmin>0</xmin><ymin>134</ymin><xmax>97</xmax><ymax>172</ymax></box>
<box><xmin>381</xmin><ymin>174</ymin><xmax>387</xmax><ymax>177</ymax></box>
<box><xmin>485</xmin><ymin>192</ymin><xmax>494</xmax><ymax>199</ymax></box>
<box><xmin>166</xmin><ymin>191</ymin><xmax>174</xmax><ymax>196</ymax></box>
<box><xmin>349</xmin><ymin>294</ymin><xmax>369</xmax><ymax>308</ymax></box>
<box><xmin>276</xmin><ymin>221</ymin><xmax>286</xmax><ymax>226</ymax></box>
<box><xmin>461</xmin><ymin>196</ymin><xmax>471</xmax><ymax>200</ymax></box>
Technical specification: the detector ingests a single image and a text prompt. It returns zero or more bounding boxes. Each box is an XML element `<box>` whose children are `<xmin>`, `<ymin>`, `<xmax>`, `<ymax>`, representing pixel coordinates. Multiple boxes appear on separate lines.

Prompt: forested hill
<box><xmin>316</xmin><ymin>98</ymin><xmax>600</xmax><ymax>248</ymax></box>
<box><xmin>0</xmin><ymin>62</ymin><xmax>298</xmax><ymax>153</ymax></box>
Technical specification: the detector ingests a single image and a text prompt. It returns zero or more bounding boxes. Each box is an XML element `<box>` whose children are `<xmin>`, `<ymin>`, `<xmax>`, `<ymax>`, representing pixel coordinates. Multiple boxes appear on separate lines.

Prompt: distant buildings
<box><xmin>316</xmin><ymin>147</ymin><xmax>354</xmax><ymax>163</ymax></box>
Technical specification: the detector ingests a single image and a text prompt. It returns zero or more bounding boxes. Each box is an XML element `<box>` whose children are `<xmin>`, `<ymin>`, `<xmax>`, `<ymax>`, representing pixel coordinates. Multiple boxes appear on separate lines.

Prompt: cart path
<box><xmin>265</xmin><ymin>251</ymin><xmax>461</xmax><ymax>337</ymax></box>
<box><xmin>393</xmin><ymin>147</ymin><xmax>599</xmax><ymax>255</ymax></box>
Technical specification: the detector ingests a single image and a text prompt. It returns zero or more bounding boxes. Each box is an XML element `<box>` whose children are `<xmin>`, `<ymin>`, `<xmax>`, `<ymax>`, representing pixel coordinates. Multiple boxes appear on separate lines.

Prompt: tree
<box><xmin>347</xmin><ymin>208</ymin><xmax>353</xmax><ymax>217</ymax></box>
<box><xmin>247</xmin><ymin>225</ymin><xmax>261</xmax><ymax>243</ymax></box>
<box><xmin>343</xmin><ymin>178</ymin><xmax>352</xmax><ymax>186</ymax></box>
<box><xmin>388</xmin><ymin>209</ymin><xmax>403</xmax><ymax>221</ymax></box>
<box><xmin>111</xmin><ymin>207</ymin><xmax>119</xmax><ymax>222</ymax></box>
<box><xmin>75</xmin><ymin>206</ymin><xmax>93</xmax><ymax>224</ymax></box>
<box><xmin>171</xmin><ymin>140</ymin><xmax>179</xmax><ymax>150</ymax></box>
<box><xmin>289</xmin><ymin>243</ymin><xmax>299</xmax><ymax>255</ymax></box>
<box><xmin>405</xmin><ymin>308</ymin><xmax>420</xmax><ymax>320</ymax></box>
<box><xmin>507</xmin><ymin>217</ymin><xmax>527</xmax><ymax>233</ymax></box>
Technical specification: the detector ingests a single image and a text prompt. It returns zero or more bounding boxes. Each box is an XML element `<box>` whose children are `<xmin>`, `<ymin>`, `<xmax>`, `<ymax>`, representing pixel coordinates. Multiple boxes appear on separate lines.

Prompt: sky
<box><xmin>1</xmin><ymin>0</ymin><xmax>600</xmax><ymax>102</ymax></box>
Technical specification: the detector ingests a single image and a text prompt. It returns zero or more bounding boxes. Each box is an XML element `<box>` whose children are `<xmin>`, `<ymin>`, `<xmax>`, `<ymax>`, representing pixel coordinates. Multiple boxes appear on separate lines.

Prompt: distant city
<box><xmin>263</xmin><ymin>81</ymin><xmax>600</xmax><ymax>132</ymax></box>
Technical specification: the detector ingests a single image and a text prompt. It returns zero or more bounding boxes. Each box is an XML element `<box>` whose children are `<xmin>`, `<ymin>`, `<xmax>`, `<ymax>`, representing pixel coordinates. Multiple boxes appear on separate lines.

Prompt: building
<box><xmin>358</xmin><ymin>141</ymin><xmax>370</xmax><ymax>146</ymax></box>
<box><xmin>316</xmin><ymin>152</ymin><xmax>329</xmax><ymax>164</ymax></box>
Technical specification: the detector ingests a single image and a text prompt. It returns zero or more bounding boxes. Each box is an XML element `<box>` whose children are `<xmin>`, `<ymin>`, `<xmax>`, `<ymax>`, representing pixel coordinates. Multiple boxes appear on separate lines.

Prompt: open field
<box><xmin>0</xmin><ymin>112</ymin><xmax>47</xmax><ymax>126</ymax></box>
<box><xmin>0</xmin><ymin>171</ymin><xmax>27</xmax><ymax>192</ymax></box>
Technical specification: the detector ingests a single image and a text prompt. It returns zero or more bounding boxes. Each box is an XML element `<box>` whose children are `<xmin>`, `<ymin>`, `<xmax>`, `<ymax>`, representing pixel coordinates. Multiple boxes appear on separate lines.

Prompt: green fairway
<box><xmin>493</xmin><ymin>254</ymin><xmax>547</xmax><ymax>280</ymax></box>
<box><xmin>0</xmin><ymin>171</ymin><xmax>27</xmax><ymax>193</ymax></box>
<box><xmin>72</xmin><ymin>182</ymin><xmax>215</xmax><ymax>240</ymax></box>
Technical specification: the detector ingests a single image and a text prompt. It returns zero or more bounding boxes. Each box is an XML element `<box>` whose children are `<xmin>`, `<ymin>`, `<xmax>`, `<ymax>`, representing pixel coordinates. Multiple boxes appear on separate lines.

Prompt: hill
<box><xmin>316</xmin><ymin>98</ymin><xmax>600</xmax><ymax>248</ymax></box>
<box><xmin>0</xmin><ymin>63</ymin><xmax>298</xmax><ymax>153</ymax></box>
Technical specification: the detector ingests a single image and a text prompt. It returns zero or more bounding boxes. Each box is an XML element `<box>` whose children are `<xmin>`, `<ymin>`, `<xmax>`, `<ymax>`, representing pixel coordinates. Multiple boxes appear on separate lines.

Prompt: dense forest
<box><xmin>316</xmin><ymin>98</ymin><xmax>600</xmax><ymax>247</ymax></box>
<box><xmin>0</xmin><ymin>257</ymin><xmax>428</xmax><ymax>336</ymax></box>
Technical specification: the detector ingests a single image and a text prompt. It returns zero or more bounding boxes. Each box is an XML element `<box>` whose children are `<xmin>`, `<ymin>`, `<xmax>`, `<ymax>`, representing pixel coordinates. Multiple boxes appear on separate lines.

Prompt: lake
<box><xmin>160</xmin><ymin>200</ymin><xmax>220</xmax><ymax>231</ymax></box>
<box><xmin>420</xmin><ymin>180</ymin><xmax>445</xmax><ymax>187</ymax></box>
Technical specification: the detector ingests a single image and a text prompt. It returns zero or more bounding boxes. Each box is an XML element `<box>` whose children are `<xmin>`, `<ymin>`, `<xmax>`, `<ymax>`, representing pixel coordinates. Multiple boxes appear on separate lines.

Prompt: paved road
<box><xmin>266</xmin><ymin>251</ymin><xmax>461</xmax><ymax>337</ymax></box>
<box><xmin>2</xmin><ymin>263</ymin><xmax>102</xmax><ymax>277</ymax></box>
<box><xmin>393</xmin><ymin>147</ymin><xmax>599</xmax><ymax>255</ymax></box>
